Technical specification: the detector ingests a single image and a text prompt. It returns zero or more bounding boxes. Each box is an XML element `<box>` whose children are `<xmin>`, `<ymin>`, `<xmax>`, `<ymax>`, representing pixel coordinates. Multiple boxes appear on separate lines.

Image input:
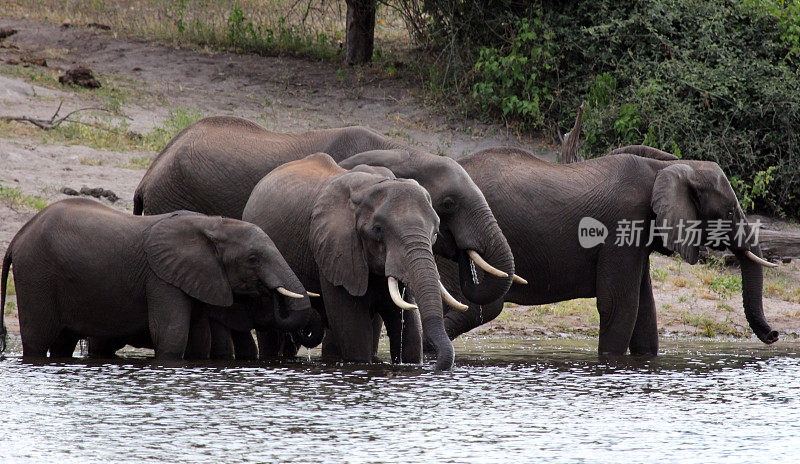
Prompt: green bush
<box><xmin>409</xmin><ymin>0</ymin><xmax>800</xmax><ymax>217</ymax></box>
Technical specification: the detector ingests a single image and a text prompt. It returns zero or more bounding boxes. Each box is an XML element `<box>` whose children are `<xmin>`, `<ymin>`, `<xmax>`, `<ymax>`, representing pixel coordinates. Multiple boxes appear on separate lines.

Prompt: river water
<box><xmin>1</xmin><ymin>336</ymin><xmax>798</xmax><ymax>463</ymax></box>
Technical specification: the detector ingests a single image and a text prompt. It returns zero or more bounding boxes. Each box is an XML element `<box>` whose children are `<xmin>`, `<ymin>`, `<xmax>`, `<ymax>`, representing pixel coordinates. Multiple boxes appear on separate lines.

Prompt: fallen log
<box><xmin>758</xmin><ymin>228</ymin><xmax>800</xmax><ymax>261</ymax></box>
<box><xmin>703</xmin><ymin>227</ymin><xmax>800</xmax><ymax>264</ymax></box>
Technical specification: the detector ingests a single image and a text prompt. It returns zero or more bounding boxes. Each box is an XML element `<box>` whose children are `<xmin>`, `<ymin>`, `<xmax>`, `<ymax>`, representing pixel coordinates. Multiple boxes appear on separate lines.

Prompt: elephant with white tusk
<box><xmin>0</xmin><ymin>198</ymin><xmax>320</xmax><ymax>359</ymax></box>
<box><xmin>242</xmin><ymin>153</ymin><xmax>469</xmax><ymax>371</ymax></box>
<box><xmin>435</xmin><ymin>146</ymin><xmax>780</xmax><ymax>356</ymax></box>
<box><xmin>133</xmin><ymin>116</ymin><xmax>517</xmax><ymax>308</ymax></box>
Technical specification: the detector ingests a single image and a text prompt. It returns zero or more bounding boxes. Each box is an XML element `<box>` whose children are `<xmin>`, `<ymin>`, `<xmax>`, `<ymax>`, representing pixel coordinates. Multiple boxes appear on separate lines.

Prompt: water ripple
<box><xmin>1</xmin><ymin>338</ymin><xmax>799</xmax><ymax>463</ymax></box>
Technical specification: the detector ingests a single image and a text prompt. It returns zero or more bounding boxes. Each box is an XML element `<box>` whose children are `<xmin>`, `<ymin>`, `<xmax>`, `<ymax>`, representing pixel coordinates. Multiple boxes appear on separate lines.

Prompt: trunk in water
<box><xmin>734</xmin><ymin>246</ymin><xmax>779</xmax><ymax>344</ymax></box>
<box><xmin>271</xmin><ymin>295</ymin><xmax>312</xmax><ymax>332</ymax></box>
<box><xmin>345</xmin><ymin>0</ymin><xmax>376</xmax><ymax>64</ymax></box>
<box><xmin>294</xmin><ymin>310</ymin><xmax>324</xmax><ymax>348</ymax></box>
<box><xmin>404</xmin><ymin>240</ymin><xmax>455</xmax><ymax>371</ymax></box>
<box><xmin>458</xmin><ymin>212</ymin><xmax>515</xmax><ymax>305</ymax></box>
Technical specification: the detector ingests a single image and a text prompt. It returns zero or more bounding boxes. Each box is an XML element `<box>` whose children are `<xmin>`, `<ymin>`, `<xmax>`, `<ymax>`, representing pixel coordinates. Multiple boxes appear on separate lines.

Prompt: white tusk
<box><xmin>467</xmin><ymin>250</ymin><xmax>509</xmax><ymax>278</ymax></box>
<box><xmin>746</xmin><ymin>251</ymin><xmax>778</xmax><ymax>268</ymax></box>
<box><xmin>512</xmin><ymin>275</ymin><xmax>529</xmax><ymax>285</ymax></box>
<box><xmin>277</xmin><ymin>287</ymin><xmax>305</xmax><ymax>299</ymax></box>
<box><xmin>439</xmin><ymin>281</ymin><xmax>468</xmax><ymax>311</ymax></box>
<box><xmin>388</xmin><ymin>277</ymin><xmax>418</xmax><ymax>310</ymax></box>
<box><xmin>306</xmin><ymin>291</ymin><xmax>321</xmax><ymax>298</ymax></box>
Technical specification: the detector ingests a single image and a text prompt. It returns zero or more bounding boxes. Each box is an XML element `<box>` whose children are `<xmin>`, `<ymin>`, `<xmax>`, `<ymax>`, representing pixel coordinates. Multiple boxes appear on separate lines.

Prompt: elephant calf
<box><xmin>0</xmin><ymin>198</ymin><xmax>318</xmax><ymax>359</ymax></box>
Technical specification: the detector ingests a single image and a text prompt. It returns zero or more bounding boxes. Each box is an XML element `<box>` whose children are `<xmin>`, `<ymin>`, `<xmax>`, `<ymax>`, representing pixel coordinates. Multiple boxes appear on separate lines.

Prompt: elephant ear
<box><xmin>651</xmin><ymin>164</ymin><xmax>701</xmax><ymax>264</ymax></box>
<box><xmin>309</xmin><ymin>173</ymin><xmax>372</xmax><ymax>296</ymax></box>
<box><xmin>143</xmin><ymin>212</ymin><xmax>233</xmax><ymax>307</ymax></box>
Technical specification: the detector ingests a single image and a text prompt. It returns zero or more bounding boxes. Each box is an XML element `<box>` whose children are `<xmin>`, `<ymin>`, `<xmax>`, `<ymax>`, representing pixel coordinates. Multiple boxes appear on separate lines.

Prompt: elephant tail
<box><xmin>133</xmin><ymin>190</ymin><xmax>143</xmax><ymax>215</ymax></box>
<box><xmin>1</xmin><ymin>246</ymin><xmax>10</xmax><ymax>353</ymax></box>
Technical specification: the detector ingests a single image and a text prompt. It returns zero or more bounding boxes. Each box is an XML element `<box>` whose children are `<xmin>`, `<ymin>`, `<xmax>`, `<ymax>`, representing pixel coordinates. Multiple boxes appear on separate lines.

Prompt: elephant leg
<box><xmin>87</xmin><ymin>337</ymin><xmax>126</xmax><ymax>358</ymax></box>
<box><xmin>401</xmin><ymin>308</ymin><xmax>423</xmax><ymax>363</ymax></box>
<box><xmin>184</xmin><ymin>312</ymin><xmax>212</xmax><ymax>360</ymax></box>
<box><xmin>371</xmin><ymin>313</ymin><xmax>383</xmax><ymax>362</ymax></box>
<box><xmin>49</xmin><ymin>329</ymin><xmax>80</xmax><ymax>358</ymax></box>
<box><xmin>208</xmin><ymin>320</ymin><xmax>234</xmax><ymax>360</ymax></box>
<box><xmin>321</xmin><ymin>329</ymin><xmax>342</xmax><ymax>359</ymax></box>
<box><xmin>596</xmin><ymin>253</ymin><xmax>644</xmax><ymax>355</ymax></box>
<box><xmin>257</xmin><ymin>328</ymin><xmax>283</xmax><ymax>358</ymax></box>
<box><xmin>146</xmin><ymin>276</ymin><xmax>192</xmax><ymax>360</ymax></box>
<box><xmin>231</xmin><ymin>330</ymin><xmax>258</xmax><ymax>360</ymax></box>
<box><xmin>17</xmin><ymin>286</ymin><xmax>59</xmax><ymax>358</ymax></box>
<box><xmin>629</xmin><ymin>258</ymin><xmax>659</xmax><ymax>356</ymax></box>
<box><xmin>320</xmin><ymin>281</ymin><xmax>373</xmax><ymax>363</ymax></box>
<box><xmin>329</xmin><ymin>308</ymin><xmax>374</xmax><ymax>362</ymax></box>
<box><xmin>377</xmin><ymin>305</ymin><xmax>422</xmax><ymax>364</ymax></box>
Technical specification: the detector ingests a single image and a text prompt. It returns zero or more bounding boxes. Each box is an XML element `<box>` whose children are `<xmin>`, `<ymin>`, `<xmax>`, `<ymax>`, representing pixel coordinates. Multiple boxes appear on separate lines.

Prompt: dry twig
<box><xmin>0</xmin><ymin>102</ymin><xmax>115</xmax><ymax>130</ymax></box>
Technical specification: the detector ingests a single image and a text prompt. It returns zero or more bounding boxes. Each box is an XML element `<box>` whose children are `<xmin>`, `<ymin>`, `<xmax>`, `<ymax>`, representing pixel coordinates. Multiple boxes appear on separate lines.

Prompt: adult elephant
<box><xmin>0</xmin><ymin>198</ymin><xmax>319</xmax><ymax>359</ymax></box>
<box><xmin>134</xmin><ymin>116</ymin><xmax>518</xmax><ymax>307</ymax></box>
<box><xmin>437</xmin><ymin>147</ymin><xmax>779</xmax><ymax>355</ymax></box>
<box><xmin>242</xmin><ymin>154</ymin><xmax>467</xmax><ymax>371</ymax></box>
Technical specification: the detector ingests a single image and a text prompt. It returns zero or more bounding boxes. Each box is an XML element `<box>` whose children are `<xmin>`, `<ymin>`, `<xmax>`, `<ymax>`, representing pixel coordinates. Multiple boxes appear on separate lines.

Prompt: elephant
<box><xmin>134</xmin><ymin>116</ymin><xmax>518</xmax><ymax>309</ymax></box>
<box><xmin>85</xmin><ymin>293</ymin><xmax>324</xmax><ymax>360</ymax></box>
<box><xmin>241</xmin><ymin>153</ymin><xmax>468</xmax><ymax>370</ymax></box>
<box><xmin>0</xmin><ymin>198</ymin><xmax>319</xmax><ymax>359</ymax></box>
<box><xmin>437</xmin><ymin>147</ymin><xmax>779</xmax><ymax>355</ymax></box>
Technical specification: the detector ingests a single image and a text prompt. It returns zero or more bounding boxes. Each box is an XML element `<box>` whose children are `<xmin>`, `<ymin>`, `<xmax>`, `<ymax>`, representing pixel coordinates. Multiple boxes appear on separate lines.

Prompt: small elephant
<box><xmin>0</xmin><ymin>198</ymin><xmax>317</xmax><ymax>359</ymax></box>
<box><xmin>242</xmin><ymin>153</ymin><xmax>467</xmax><ymax>371</ymax></box>
<box><xmin>134</xmin><ymin>116</ymin><xmax>517</xmax><ymax>307</ymax></box>
<box><xmin>438</xmin><ymin>147</ymin><xmax>779</xmax><ymax>355</ymax></box>
<box><xmin>193</xmin><ymin>295</ymin><xmax>324</xmax><ymax>360</ymax></box>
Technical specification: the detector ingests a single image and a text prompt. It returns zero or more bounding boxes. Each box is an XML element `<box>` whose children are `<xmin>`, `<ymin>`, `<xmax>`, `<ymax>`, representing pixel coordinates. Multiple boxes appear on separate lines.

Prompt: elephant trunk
<box><xmin>294</xmin><ymin>310</ymin><xmax>325</xmax><ymax>348</ymax></box>
<box><xmin>259</xmin><ymin>267</ymin><xmax>312</xmax><ymax>332</ymax></box>
<box><xmin>402</xmin><ymin>237</ymin><xmax>455</xmax><ymax>371</ymax></box>
<box><xmin>271</xmin><ymin>294</ymin><xmax>312</xmax><ymax>332</ymax></box>
<box><xmin>457</xmin><ymin>208</ymin><xmax>515</xmax><ymax>305</ymax></box>
<box><xmin>733</xmin><ymin>244</ymin><xmax>779</xmax><ymax>344</ymax></box>
<box><xmin>730</xmin><ymin>214</ymin><xmax>778</xmax><ymax>344</ymax></box>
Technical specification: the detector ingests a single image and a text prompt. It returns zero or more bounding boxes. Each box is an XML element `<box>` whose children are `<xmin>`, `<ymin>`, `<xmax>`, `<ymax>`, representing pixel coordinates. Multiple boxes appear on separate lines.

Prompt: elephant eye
<box><xmin>247</xmin><ymin>254</ymin><xmax>259</xmax><ymax>263</ymax></box>
<box><xmin>727</xmin><ymin>209</ymin><xmax>735</xmax><ymax>218</ymax></box>
<box><xmin>372</xmin><ymin>224</ymin><xmax>383</xmax><ymax>239</ymax></box>
<box><xmin>440</xmin><ymin>197</ymin><xmax>456</xmax><ymax>213</ymax></box>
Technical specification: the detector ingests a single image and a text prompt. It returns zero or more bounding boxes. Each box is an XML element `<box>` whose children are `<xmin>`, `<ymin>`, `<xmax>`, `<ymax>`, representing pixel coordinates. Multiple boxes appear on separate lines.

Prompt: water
<box><xmin>1</xmin><ymin>337</ymin><xmax>800</xmax><ymax>463</ymax></box>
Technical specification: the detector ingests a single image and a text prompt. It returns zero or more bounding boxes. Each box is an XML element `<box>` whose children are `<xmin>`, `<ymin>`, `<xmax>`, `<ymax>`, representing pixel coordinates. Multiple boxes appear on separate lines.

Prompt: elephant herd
<box><xmin>0</xmin><ymin>116</ymin><xmax>780</xmax><ymax>370</ymax></box>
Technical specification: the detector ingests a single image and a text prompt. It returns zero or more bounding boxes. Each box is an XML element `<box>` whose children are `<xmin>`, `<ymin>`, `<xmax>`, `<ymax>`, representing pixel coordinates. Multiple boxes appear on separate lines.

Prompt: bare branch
<box><xmin>0</xmin><ymin>103</ymin><xmax>117</xmax><ymax>130</ymax></box>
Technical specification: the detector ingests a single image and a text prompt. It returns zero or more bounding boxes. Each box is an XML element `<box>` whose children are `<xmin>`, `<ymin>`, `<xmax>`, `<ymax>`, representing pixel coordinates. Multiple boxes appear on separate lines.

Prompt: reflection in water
<box><xmin>1</xmin><ymin>337</ymin><xmax>799</xmax><ymax>463</ymax></box>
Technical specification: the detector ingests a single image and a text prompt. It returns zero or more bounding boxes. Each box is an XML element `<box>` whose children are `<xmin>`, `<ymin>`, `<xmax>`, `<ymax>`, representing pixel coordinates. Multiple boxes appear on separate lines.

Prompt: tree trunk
<box><xmin>345</xmin><ymin>0</ymin><xmax>376</xmax><ymax>64</ymax></box>
<box><xmin>558</xmin><ymin>101</ymin><xmax>585</xmax><ymax>164</ymax></box>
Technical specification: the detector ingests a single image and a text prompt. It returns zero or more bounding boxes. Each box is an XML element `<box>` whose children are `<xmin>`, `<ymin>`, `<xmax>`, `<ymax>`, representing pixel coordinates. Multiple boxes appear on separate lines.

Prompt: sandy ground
<box><xmin>1</xmin><ymin>18</ymin><xmax>798</xmax><ymax>345</ymax></box>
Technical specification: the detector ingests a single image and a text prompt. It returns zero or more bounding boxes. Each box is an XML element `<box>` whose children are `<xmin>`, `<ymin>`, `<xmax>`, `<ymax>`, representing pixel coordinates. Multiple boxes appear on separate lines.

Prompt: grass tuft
<box><xmin>0</xmin><ymin>185</ymin><xmax>48</xmax><ymax>211</ymax></box>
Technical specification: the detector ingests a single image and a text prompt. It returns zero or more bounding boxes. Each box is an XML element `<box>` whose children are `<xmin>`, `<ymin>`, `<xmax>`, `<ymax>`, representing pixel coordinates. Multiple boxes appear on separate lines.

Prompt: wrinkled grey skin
<box><xmin>242</xmin><ymin>153</ymin><xmax>455</xmax><ymax>370</ymax></box>
<box><xmin>0</xmin><ymin>198</ymin><xmax>317</xmax><ymax>359</ymax></box>
<box><xmin>437</xmin><ymin>148</ymin><xmax>778</xmax><ymax>355</ymax></box>
<box><xmin>134</xmin><ymin>116</ymin><xmax>514</xmax><ymax>307</ymax></box>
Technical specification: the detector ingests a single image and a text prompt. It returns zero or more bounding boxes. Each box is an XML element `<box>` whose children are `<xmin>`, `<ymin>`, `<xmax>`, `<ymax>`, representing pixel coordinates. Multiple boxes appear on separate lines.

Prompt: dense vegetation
<box><xmin>6</xmin><ymin>0</ymin><xmax>799</xmax><ymax>216</ymax></box>
<box><xmin>405</xmin><ymin>0</ymin><xmax>800</xmax><ymax>217</ymax></box>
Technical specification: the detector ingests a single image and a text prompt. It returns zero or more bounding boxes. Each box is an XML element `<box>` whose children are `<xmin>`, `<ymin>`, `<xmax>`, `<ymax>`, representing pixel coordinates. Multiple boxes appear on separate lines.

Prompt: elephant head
<box><xmin>309</xmin><ymin>166</ymin><xmax>462</xmax><ymax>370</ymax></box>
<box><xmin>143</xmin><ymin>212</ymin><xmax>319</xmax><ymax>334</ymax></box>
<box><xmin>651</xmin><ymin>162</ymin><xmax>779</xmax><ymax>344</ymax></box>
<box><xmin>339</xmin><ymin>149</ymin><xmax>518</xmax><ymax>305</ymax></box>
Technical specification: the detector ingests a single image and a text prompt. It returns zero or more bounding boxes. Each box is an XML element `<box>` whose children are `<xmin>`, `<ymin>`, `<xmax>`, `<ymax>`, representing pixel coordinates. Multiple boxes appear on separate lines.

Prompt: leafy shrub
<box><xmin>405</xmin><ymin>0</ymin><xmax>800</xmax><ymax>217</ymax></box>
